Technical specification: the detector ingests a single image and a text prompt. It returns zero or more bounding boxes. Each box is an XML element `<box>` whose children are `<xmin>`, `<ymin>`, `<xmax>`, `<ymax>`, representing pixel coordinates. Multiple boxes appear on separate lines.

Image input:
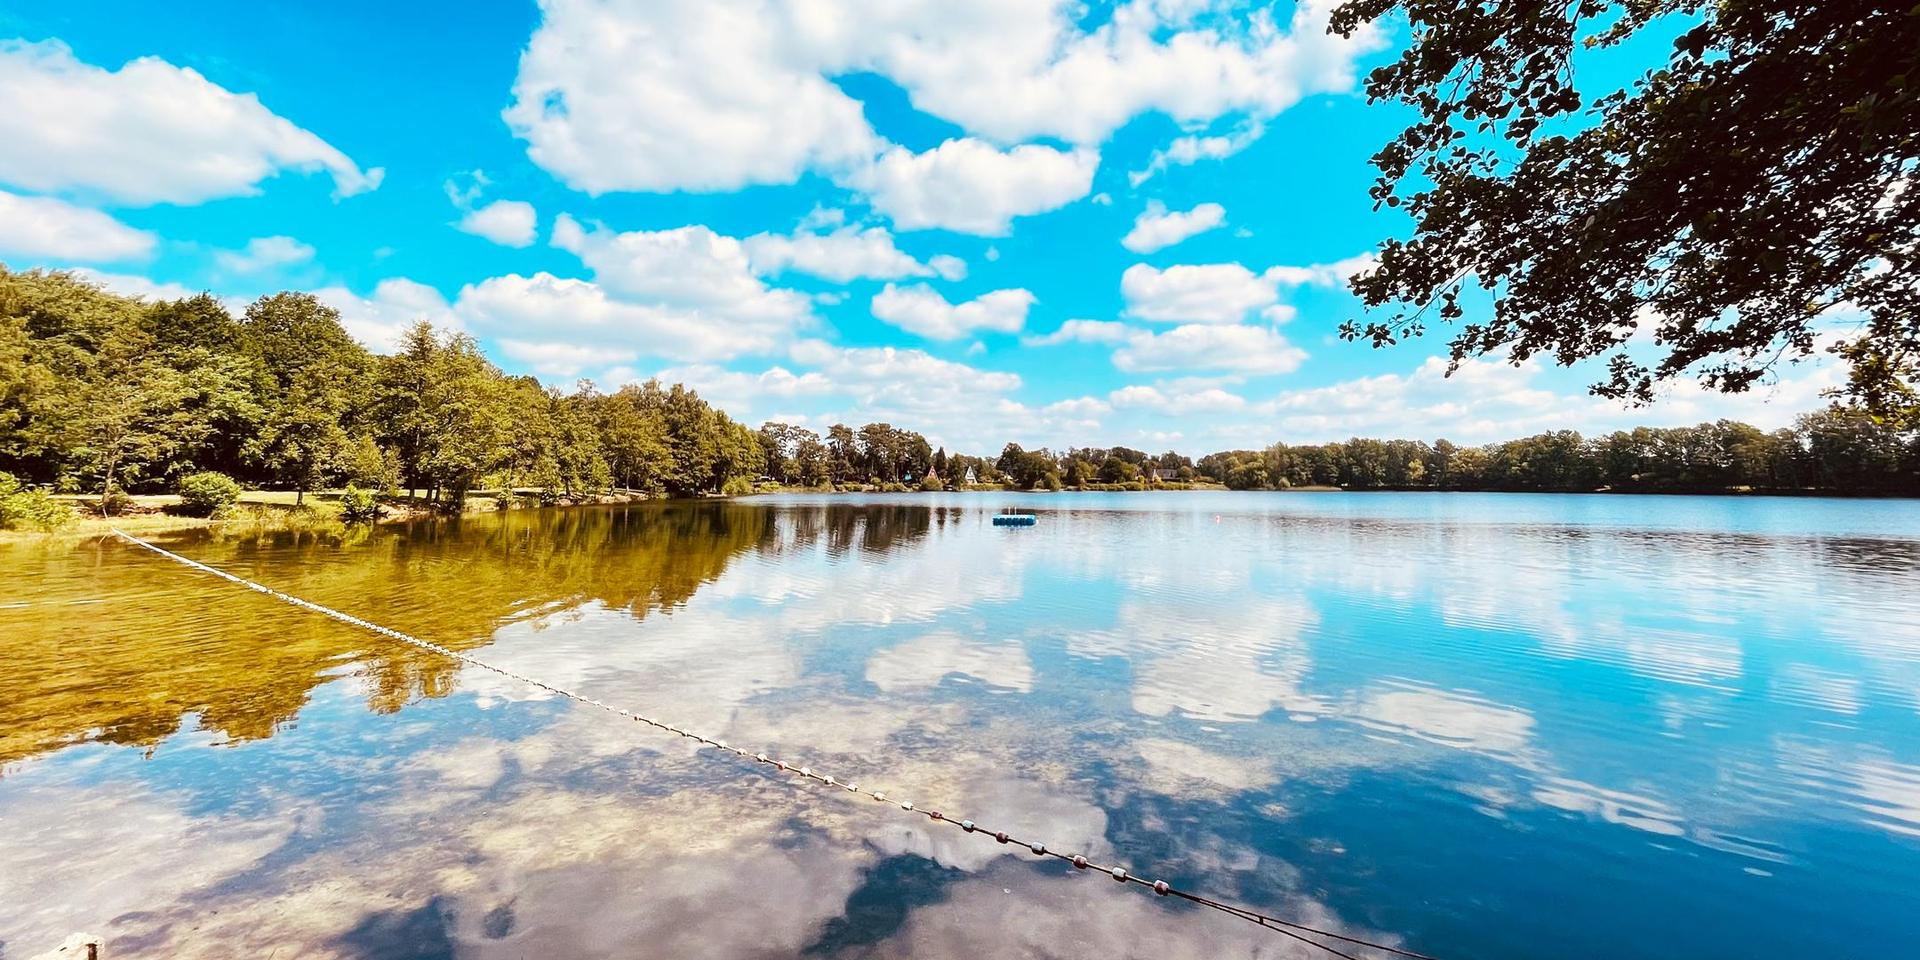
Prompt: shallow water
<box><xmin>3</xmin><ymin>491</ymin><xmax>1919</xmax><ymax>959</ymax></box>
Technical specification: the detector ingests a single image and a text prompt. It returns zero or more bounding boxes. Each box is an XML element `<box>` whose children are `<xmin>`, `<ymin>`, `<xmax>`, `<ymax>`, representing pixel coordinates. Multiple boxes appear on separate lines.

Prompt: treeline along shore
<box><xmin>3</xmin><ymin>267</ymin><xmax>1918</xmax><ymax>533</ymax></box>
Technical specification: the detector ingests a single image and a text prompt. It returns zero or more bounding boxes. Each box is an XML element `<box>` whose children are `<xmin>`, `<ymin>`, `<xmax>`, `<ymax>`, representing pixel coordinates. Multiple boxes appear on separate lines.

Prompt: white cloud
<box><xmin>552</xmin><ymin>214</ymin><xmax>811</xmax><ymax>327</ymax></box>
<box><xmin>1121</xmin><ymin>200</ymin><xmax>1226</xmax><ymax>253</ymax></box>
<box><xmin>0</xmin><ymin>188</ymin><xmax>155</xmax><ymax>261</ymax></box>
<box><xmin>789</xmin><ymin>340</ymin><xmax>1021</xmax><ymax>395</ymax></box>
<box><xmin>1267</xmin><ymin>253</ymin><xmax>1376</xmax><ymax>288</ymax></box>
<box><xmin>871</xmin><ymin>283</ymin><xmax>1034</xmax><ymax>340</ymax></box>
<box><xmin>503</xmin><ymin>0</ymin><xmax>881</xmax><ymax>193</ymax></box>
<box><xmin>502</xmin><ymin>0</ymin><xmax>1380</xmax><ymax>212</ymax></box>
<box><xmin>645</xmin><ymin>363</ymin><xmax>836</xmax><ymax>414</ymax></box>
<box><xmin>1254</xmin><ymin>352</ymin><xmax>1846</xmax><ymax>445</ymax></box>
<box><xmin>500</xmin><ymin>338</ymin><xmax>635</xmax><ymax>377</ymax></box>
<box><xmin>67</xmin><ymin>268</ymin><xmax>232</xmax><ymax>310</ymax></box>
<box><xmin>214</xmin><ymin>235</ymin><xmax>315</xmax><ymax>273</ymax></box>
<box><xmin>1044</xmin><ymin>396</ymin><xmax>1112</xmax><ymax>418</ymax></box>
<box><xmin>1121</xmin><ymin>262</ymin><xmax>1289</xmax><ymax>323</ymax></box>
<box><xmin>852</xmin><ymin>139</ymin><xmax>1097</xmax><ymax>236</ymax></box>
<box><xmin>0</xmin><ymin>39</ymin><xmax>381</xmax><ymax>204</ymax></box>
<box><xmin>454</xmin><ymin>271</ymin><xmax>798</xmax><ymax>364</ymax></box>
<box><xmin>867</xmin><ymin>0</ymin><xmax>1383</xmax><ymax>146</ymax></box>
<box><xmin>456</xmin><ymin>199</ymin><xmax>539</xmax><ymax>248</ymax></box>
<box><xmin>449</xmin><ymin>215</ymin><xmax>822</xmax><ymax>371</ymax></box>
<box><xmin>927</xmin><ymin>255</ymin><xmax>968</xmax><ymax>282</ymax></box>
<box><xmin>783</xmin><ymin>339</ymin><xmax>1057</xmax><ymax>448</ymax></box>
<box><xmin>744</xmin><ymin>224</ymin><xmax>961</xmax><ymax>282</ymax></box>
<box><xmin>1109</xmin><ymin>384</ymin><xmax>1168</xmax><ymax>408</ymax></box>
<box><xmin>1109</xmin><ymin>383</ymin><xmax>1247</xmax><ymax>414</ymax></box>
<box><xmin>1022</xmin><ymin>319</ymin><xmax>1134</xmax><ymax>347</ymax></box>
<box><xmin>661</xmin><ymin>339</ymin><xmax>1120</xmax><ymax>451</ymax></box>
<box><xmin>1112</xmin><ymin>323</ymin><xmax>1307</xmax><ymax>375</ymax></box>
<box><xmin>313</xmin><ymin>277</ymin><xmax>457</xmax><ymax>352</ymax></box>
<box><xmin>1130</xmin><ymin>119</ymin><xmax>1265</xmax><ymax>186</ymax></box>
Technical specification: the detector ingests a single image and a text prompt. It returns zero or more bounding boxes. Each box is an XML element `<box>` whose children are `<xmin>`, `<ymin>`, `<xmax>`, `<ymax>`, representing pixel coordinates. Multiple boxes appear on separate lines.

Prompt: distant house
<box><xmin>963</xmin><ymin>465</ymin><xmax>978</xmax><ymax>484</ymax></box>
<box><xmin>1147</xmin><ymin>467</ymin><xmax>1179</xmax><ymax>482</ymax></box>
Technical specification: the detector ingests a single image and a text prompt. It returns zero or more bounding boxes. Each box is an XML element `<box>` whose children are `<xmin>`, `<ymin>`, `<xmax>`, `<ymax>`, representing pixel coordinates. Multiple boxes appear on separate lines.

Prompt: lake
<box><xmin>3</xmin><ymin>491</ymin><xmax>1919</xmax><ymax>959</ymax></box>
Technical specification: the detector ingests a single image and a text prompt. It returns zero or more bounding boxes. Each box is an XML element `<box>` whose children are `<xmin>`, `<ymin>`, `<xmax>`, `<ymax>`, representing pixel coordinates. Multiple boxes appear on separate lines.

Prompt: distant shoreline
<box><xmin>745</xmin><ymin>484</ymin><xmax>1917</xmax><ymax>500</ymax></box>
<box><xmin>12</xmin><ymin>483</ymin><xmax>1914</xmax><ymax>544</ymax></box>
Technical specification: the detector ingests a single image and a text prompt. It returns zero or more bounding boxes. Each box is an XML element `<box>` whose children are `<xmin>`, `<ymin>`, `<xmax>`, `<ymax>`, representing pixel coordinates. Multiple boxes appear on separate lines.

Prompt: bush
<box><xmin>340</xmin><ymin>484</ymin><xmax>383</xmax><ymax>523</ymax></box>
<box><xmin>0</xmin><ymin>472</ymin><xmax>75</xmax><ymax>531</ymax></box>
<box><xmin>919</xmin><ymin>474</ymin><xmax>944</xmax><ymax>492</ymax></box>
<box><xmin>176</xmin><ymin>471</ymin><xmax>243</xmax><ymax>517</ymax></box>
<box><xmin>720</xmin><ymin>475</ymin><xmax>755</xmax><ymax>496</ymax></box>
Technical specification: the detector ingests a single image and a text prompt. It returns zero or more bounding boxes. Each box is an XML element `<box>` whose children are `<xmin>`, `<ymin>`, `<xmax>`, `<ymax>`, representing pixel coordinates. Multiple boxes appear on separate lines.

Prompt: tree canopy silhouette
<box><xmin>1329</xmin><ymin>1</ymin><xmax>1920</xmax><ymax>422</ymax></box>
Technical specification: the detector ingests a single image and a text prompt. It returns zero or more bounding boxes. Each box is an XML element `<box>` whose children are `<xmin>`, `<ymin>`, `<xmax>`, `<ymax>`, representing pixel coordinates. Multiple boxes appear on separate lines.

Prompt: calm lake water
<box><xmin>4</xmin><ymin>492</ymin><xmax>1920</xmax><ymax>959</ymax></box>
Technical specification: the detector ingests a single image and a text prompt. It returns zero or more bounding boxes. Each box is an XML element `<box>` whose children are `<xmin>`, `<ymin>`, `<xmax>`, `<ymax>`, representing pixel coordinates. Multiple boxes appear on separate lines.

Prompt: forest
<box><xmin>4</xmin><ymin>267</ymin><xmax>1919</xmax><ymax>524</ymax></box>
<box><xmin>1194</xmin><ymin>415</ymin><xmax>1920</xmax><ymax>495</ymax></box>
<box><xmin>0</xmin><ymin>268</ymin><xmax>762</xmax><ymax>507</ymax></box>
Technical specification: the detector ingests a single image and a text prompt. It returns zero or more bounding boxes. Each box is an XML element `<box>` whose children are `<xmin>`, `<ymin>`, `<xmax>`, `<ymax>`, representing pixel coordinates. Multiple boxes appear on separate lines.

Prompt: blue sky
<box><xmin>0</xmin><ymin>0</ymin><xmax>1837</xmax><ymax>454</ymax></box>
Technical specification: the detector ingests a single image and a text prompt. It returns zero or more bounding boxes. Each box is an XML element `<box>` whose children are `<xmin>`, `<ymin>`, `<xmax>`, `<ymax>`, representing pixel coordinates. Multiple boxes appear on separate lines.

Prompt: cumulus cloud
<box><xmin>456</xmin><ymin>199</ymin><xmax>539</xmax><ymax>248</ymax></box>
<box><xmin>1109</xmin><ymin>383</ymin><xmax>1248</xmax><ymax>414</ymax></box>
<box><xmin>214</xmin><ymin>235</ymin><xmax>315</xmax><ymax>274</ymax></box>
<box><xmin>874</xmin><ymin>0</ymin><xmax>1383</xmax><ymax>145</ymax></box>
<box><xmin>1112</xmin><ymin>323</ymin><xmax>1307</xmax><ymax>375</ymax></box>
<box><xmin>775</xmin><ymin>339</ymin><xmax>1104</xmax><ymax>449</ymax></box>
<box><xmin>744</xmin><ymin>224</ymin><xmax>963</xmax><ymax>282</ymax></box>
<box><xmin>627</xmin><ymin>339</ymin><xmax>1109</xmax><ymax>452</ymax></box>
<box><xmin>927</xmin><ymin>255</ymin><xmax>968</xmax><ymax>282</ymax></box>
<box><xmin>313</xmin><ymin>277</ymin><xmax>457</xmax><ymax>352</ymax></box>
<box><xmin>1044</xmin><ymin>396</ymin><xmax>1113</xmax><ymax>418</ymax></box>
<box><xmin>444</xmin><ymin>171</ymin><xmax>539</xmax><ymax>248</ymax></box>
<box><xmin>1254</xmin><ymin>352</ymin><xmax>1846</xmax><ymax>445</ymax></box>
<box><xmin>1267</xmin><ymin>253</ymin><xmax>1376</xmax><ymax>288</ymax></box>
<box><xmin>0</xmin><ymin>39</ymin><xmax>381</xmax><ymax>204</ymax></box>
<box><xmin>791</xmin><ymin>339</ymin><xmax>1022</xmax><ymax>395</ymax></box>
<box><xmin>871</xmin><ymin>283</ymin><xmax>1034</xmax><ymax>340</ymax></box>
<box><xmin>67</xmin><ymin>268</ymin><xmax>208</xmax><ymax>304</ymax></box>
<box><xmin>1025</xmin><ymin>315</ymin><xmax>1305</xmax><ymax>379</ymax></box>
<box><xmin>1121</xmin><ymin>200</ymin><xmax>1226</xmax><ymax>253</ymax></box>
<box><xmin>551</xmin><ymin>214</ymin><xmax>812</xmax><ymax>329</ymax></box>
<box><xmin>502</xmin><ymin>0</ymin><xmax>1381</xmax><ymax>223</ymax></box>
<box><xmin>500</xmin><ymin>338</ymin><xmax>636</xmax><ymax>377</ymax></box>
<box><xmin>0</xmin><ymin>188</ymin><xmax>155</xmax><ymax>261</ymax></box>
<box><xmin>1121</xmin><ymin>262</ymin><xmax>1289</xmax><ymax>324</ymax></box>
<box><xmin>645</xmin><ymin>339</ymin><xmax>1036</xmax><ymax>437</ymax></box>
<box><xmin>1130</xmin><ymin>119</ymin><xmax>1265</xmax><ymax>186</ymax></box>
<box><xmin>851</xmin><ymin>139</ymin><xmax>1097</xmax><ymax>236</ymax></box>
<box><xmin>1022</xmin><ymin>319</ymin><xmax>1135</xmax><ymax>347</ymax></box>
<box><xmin>645</xmin><ymin>363</ymin><xmax>836</xmax><ymax>414</ymax></box>
<box><xmin>455</xmin><ymin>271</ymin><xmax>799</xmax><ymax>365</ymax></box>
<box><xmin>503</xmin><ymin>0</ymin><xmax>881</xmax><ymax>193</ymax></box>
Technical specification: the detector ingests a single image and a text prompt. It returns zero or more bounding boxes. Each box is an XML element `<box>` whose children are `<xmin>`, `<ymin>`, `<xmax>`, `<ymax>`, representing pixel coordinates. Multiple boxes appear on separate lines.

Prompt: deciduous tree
<box><xmin>1330</xmin><ymin>1</ymin><xmax>1920</xmax><ymax>421</ymax></box>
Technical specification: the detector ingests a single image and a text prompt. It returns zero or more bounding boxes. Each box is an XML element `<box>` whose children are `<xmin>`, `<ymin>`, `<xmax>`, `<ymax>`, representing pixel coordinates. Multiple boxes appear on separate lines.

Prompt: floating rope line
<box><xmin>110</xmin><ymin>528</ymin><xmax>1444</xmax><ymax>960</ymax></box>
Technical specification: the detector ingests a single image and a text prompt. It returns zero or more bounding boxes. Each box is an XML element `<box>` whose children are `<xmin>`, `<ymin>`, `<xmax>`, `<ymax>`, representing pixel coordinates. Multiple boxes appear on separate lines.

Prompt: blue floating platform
<box><xmin>992</xmin><ymin>514</ymin><xmax>1038</xmax><ymax>527</ymax></box>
